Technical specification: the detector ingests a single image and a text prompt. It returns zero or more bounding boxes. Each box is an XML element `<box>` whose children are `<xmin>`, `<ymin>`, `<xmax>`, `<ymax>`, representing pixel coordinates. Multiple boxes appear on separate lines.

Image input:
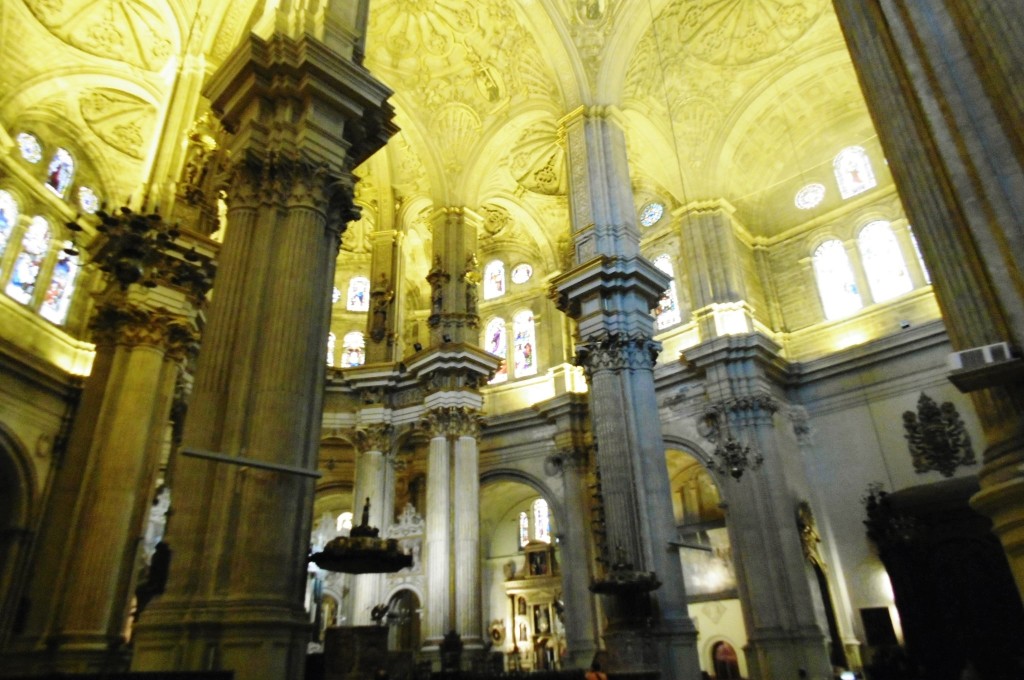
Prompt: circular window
<box><xmin>78</xmin><ymin>186</ymin><xmax>99</xmax><ymax>214</ymax></box>
<box><xmin>17</xmin><ymin>133</ymin><xmax>42</xmax><ymax>164</ymax></box>
<box><xmin>639</xmin><ymin>202</ymin><xmax>664</xmax><ymax>227</ymax></box>
<box><xmin>511</xmin><ymin>263</ymin><xmax>533</xmax><ymax>284</ymax></box>
<box><xmin>795</xmin><ymin>183</ymin><xmax>826</xmax><ymax>210</ymax></box>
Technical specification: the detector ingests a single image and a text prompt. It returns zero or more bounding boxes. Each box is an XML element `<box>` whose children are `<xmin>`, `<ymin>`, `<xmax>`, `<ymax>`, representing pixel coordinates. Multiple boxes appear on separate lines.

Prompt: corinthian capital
<box><xmin>575</xmin><ymin>332</ymin><xmax>661</xmax><ymax>378</ymax></box>
<box><xmin>354</xmin><ymin>423</ymin><xmax>393</xmax><ymax>454</ymax></box>
<box><xmin>90</xmin><ymin>301</ymin><xmax>195</xmax><ymax>354</ymax></box>
<box><xmin>420</xmin><ymin>406</ymin><xmax>482</xmax><ymax>439</ymax></box>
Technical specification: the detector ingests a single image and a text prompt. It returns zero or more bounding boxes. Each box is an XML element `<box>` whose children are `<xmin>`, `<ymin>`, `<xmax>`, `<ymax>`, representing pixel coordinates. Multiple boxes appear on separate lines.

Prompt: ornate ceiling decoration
<box><xmin>23</xmin><ymin>0</ymin><xmax>178</xmax><ymax>72</ymax></box>
<box><xmin>367</xmin><ymin>0</ymin><xmax>558</xmax><ymax>175</ymax></box>
<box><xmin>673</xmin><ymin>0</ymin><xmax>827</xmax><ymax>67</ymax></box>
<box><xmin>507</xmin><ymin>120</ymin><xmax>566</xmax><ymax>196</ymax></box>
<box><xmin>80</xmin><ymin>88</ymin><xmax>157</xmax><ymax>159</ymax></box>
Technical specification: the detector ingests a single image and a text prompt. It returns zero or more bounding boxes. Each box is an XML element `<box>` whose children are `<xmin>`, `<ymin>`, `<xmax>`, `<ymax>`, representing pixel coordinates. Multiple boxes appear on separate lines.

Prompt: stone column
<box><xmin>422</xmin><ymin>417</ymin><xmax>452</xmax><ymax>650</ymax></box>
<box><xmin>130</xmin><ymin>29</ymin><xmax>394</xmax><ymax>680</ymax></box>
<box><xmin>695</xmin><ymin>387</ymin><xmax>833</xmax><ymax>680</ymax></box>
<box><xmin>350</xmin><ymin>424</ymin><xmax>392</xmax><ymax>625</ymax></box>
<box><xmin>550</xmin><ymin>105</ymin><xmax>701</xmax><ymax>680</ymax></box>
<box><xmin>427</xmin><ymin>207</ymin><xmax>483</xmax><ymax>347</ymax></box>
<box><xmin>453</xmin><ymin>432</ymin><xmax>482</xmax><ymax>651</ymax></box>
<box><xmin>832</xmin><ymin>0</ymin><xmax>1024</xmax><ymax>598</ymax></box>
<box><xmin>365</xmin><ymin>229</ymin><xmax>402</xmax><ymax>364</ymax></box>
<box><xmin>3</xmin><ymin>289</ymin><xmax>200</xmax><ymax>675</ymax></box>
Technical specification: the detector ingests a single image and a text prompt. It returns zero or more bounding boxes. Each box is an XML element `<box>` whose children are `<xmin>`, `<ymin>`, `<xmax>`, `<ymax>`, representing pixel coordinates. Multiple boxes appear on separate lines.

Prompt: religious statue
<box><xmin>464</xmin><ymin>253</ymin><xmax>481</xmax><ymax>315</ymax></box>
<box><xmin>369</xmin><ymin>273</ymin><xmax>394</xmax><ymax>343</ymax></box>
<box><xmin>427</xmin><ymin>256</ymin><xmax>447</xmax><ymax>316</ymax></box>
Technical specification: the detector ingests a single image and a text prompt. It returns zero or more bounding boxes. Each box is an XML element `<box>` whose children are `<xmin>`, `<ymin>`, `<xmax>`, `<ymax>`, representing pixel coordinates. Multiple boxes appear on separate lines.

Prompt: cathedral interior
<box><xmin>1</xmin><ymin>1</ymin><xmax>1023</xmax><ymax>679</ymax></box>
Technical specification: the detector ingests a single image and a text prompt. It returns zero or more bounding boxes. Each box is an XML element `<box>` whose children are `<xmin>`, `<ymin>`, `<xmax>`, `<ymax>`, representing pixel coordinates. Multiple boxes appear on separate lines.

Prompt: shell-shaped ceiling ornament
<box><xmin>80</xmin><ymin>88</ymin><xmax>157</xmax><ymax>159</ymax></box>
<box><xmin>23</xmin><ymin>0</ymin><xmax>178</xmax><ymax>72</ymax></box>
<box><xmin>509</xmin><ymin>120</ymin><xmax>566</xmax><ymax>196</ymax></box>
<box><xmin>672</xmin><ymin>97</ymin><xmax>722</xmax><ymax>170</ymax></box>
<box><xmin>431</xmin><ymin>102</ymin><xmax>482</xmax><ymax>174</ymax></box>
<box><xmin>673</xmin><ymin>0</ymin><xmax>827</xmax><ymax>66</ymax></box>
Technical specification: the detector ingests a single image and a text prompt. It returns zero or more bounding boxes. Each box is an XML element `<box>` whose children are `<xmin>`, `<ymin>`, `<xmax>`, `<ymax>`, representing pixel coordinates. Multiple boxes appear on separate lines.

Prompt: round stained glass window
<box><xmin>795</xmin><ymin>183</ymin><xmax>826</xmax><ymax>210</ymax></box>
<box><xmin>17</xmin><ymin>133</ymin><xmax>42</xmax><ymax>164</ymax></box>
<box><xmin>511</xmin><ymin>263</ymin><xmax>533</xmax><ymax>284</ymax></box>
<box><xmin>78</xmin><ymin>186</ymin><xmax>99</xmax><ymax>214</ymax></box>
<box><xmin>639</xmin><ymin>202</ymin><xmax>664</xmax><ymax>227</ymax></box>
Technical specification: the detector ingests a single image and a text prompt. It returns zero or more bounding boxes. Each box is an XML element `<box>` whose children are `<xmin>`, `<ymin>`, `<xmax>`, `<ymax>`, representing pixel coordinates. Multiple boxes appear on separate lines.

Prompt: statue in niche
<box><xmin>427</xmin><ymin>256</ymin><xmax>447</xmax><ymax>315</ymax></box>
<box><xmin>464</xmin><ymin>253</ymin><xmax>481</xmax><ymax>315</ymax></box>
<box><xmin>796</xmin><ymin>501</ymin><xmax>824</xmax><ymax>568</ymax></box>
<box><xmin>369</xmin><ymin>273</ymin><xmax>394</xmax><ymax>343</ymax></box>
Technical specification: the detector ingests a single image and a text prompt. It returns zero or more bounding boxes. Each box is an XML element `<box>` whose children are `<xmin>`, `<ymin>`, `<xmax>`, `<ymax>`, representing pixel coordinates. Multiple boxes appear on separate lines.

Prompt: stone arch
<box><xmin>0</xmin><ymin>424</ymin><xmax>36</xmax><ymax>638</ymax></box>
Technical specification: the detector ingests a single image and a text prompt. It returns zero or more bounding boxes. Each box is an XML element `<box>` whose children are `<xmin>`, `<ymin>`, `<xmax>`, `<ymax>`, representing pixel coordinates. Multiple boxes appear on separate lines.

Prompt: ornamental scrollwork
<box><xmin>574</xmin><ymin>332</ymin><xmax>661</xmax><ymax>378</ymax></box>
<box><xmin>902</xmin><ymin>393</ymin><xmax>975</xmax><ymax>478</ymax></box>
<box><xmin>700</xmin><ymin>393</ymin><xmax>780</xmax><ymax>437</ymax></box>
<box><xmin>89</xmin><ymin>302</ymin><xmax>196</xmax><ymax>355</ymax></box>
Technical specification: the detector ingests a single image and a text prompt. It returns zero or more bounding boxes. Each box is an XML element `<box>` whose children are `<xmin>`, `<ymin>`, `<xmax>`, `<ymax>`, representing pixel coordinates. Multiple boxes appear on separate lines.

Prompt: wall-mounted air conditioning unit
<box><xmin>947</xmin><ymin>342</ymin><xmax>1014</xmax><ymax>371</ymax></box>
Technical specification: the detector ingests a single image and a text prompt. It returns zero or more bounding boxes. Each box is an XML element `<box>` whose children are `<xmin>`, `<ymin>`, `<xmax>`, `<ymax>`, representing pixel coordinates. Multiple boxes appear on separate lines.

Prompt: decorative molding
<box><xmin>902</xmin><ymin>393</ymin><xmax>976</xmax><ymax>477</ymax></box>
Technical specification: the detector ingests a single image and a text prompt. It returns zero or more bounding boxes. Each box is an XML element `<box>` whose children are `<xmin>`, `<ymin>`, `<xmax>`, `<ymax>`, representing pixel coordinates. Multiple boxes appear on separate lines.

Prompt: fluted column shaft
<box><xmin>4</xmin><ymin>298</ymin><xmax>197</xmax><ymax>674</ymax></box>
<box><xmin>351</xmin><ymin>434</ymin><xmax>388</xmax><ymax>624</ymax></box>
<box><xmin>423</xmin><ymin>433</ymin><xmax>451</xmax><ymax>647</ymax></box>
<box><xmin>832</xmin><ymin>0</ymin><xmax>1024</xmax><ymax>599</ymax></box>
<box><xmin>453</xmin><ymin>435</ymin><xmax>481</xmax><ymax>649</ymax></box>
<box><xmin>558</xmin><ymin>451</ymin><xmax>599</xmax><ymax>669</ymax></box>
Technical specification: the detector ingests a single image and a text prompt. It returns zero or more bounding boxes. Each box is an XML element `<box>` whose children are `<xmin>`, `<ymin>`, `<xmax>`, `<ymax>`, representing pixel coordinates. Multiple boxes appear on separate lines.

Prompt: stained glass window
<box><xmin>7</xmin><ymin>217</ymin><xmax>51</xmax><ymax>305</ymax></box>
<box><xmin>833</xmin><ymin>146</ymin><xmax>876</xmax><ymax>199</ymax></box>
<box><xmin>858</xmin><ymin>221</ymin><xmax>912</xmax><ymax>303</ymax></box>
<box><xmin>485</xmin><ymin>317</ymin><xmax>507</xmax><ymax>384</ymax></box>
<box><xmin>640</xmin><ymin>202</ymin><xmax>664</xmax><ymax>227</ymax></box>
<box><xmin>78</xmin><ymin>186</ymin><xmax>99</xmax><ymax>214</ymax></box>
<box><xmin>652</xmin><ymin>254</ymin><xmax>682</xmax><ymax>329</ymax></box>
<box><xmin>45</xmin><ymin>148</ymin><xmax>75</xmax><ymax>198</ymax></box>
<box><xmin>512</xmin><ymin>310</ymin><xmax>536</xmax><ymax>378</ymax></box>
<box><xmin>812</xmin><ymin>239</ymin><xmax>862</xmax><ymax>320</ymax></box>
<box><xmin>0</xmin><ymin>190</ymin><xmax>19</xmax><ymax>258</ymax></box>
<box><xmin>347</xmin><ymin>276</ymin><xmax>370</xmax><ymax>311</ymax></box>
<box><xmin>17</xmin><ymin>133</ymin><xmax>42</xmax><ymax>163</ymax></box>
<box><xmin>795</xmin><ymin>183</ymin><xmax>825</xmax><ymax>210</ymax></box>
<box><xmin>39</xmin><ymin>244</ymin><xmax>79</xmax><ymax>324</ymax></box>
<box><xmin>511</xmin><ymin>263</ymin><xmax>533</xmax><ymax>284</ymax></box>
<box><xmin>326</xmin><ymin>332</ymin><xmax>336</xmax><ymax>366</ymax></box>
<box><xmin>519</xmin><ymin>511</ymin><xmax>530</xmax><ymax>548</ymax></box>
<box><xmin>483</xmin><ymin>260</ymin><xmax>505</xmax><ymax>299</ymax></box>
<box><xmin>341</xmin><ymin>331</ymin><xmax>365</xmax><ymax>367</ymax></box>
<box><xmin>908</xmin><ymin>226</ymin><xmax>930</xmax><ymax>284</ymax></box>
<box><xmin>532</xmin><ymin>498</ymin><xmax>551</xmax><ymax>544</ymax></box>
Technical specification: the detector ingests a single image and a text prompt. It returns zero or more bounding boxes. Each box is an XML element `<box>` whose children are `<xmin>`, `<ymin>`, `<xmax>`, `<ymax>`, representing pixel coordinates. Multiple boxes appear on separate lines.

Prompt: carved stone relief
<box><xmin>80</xmin><ymin>89</ymin><xmax>157</xmax><ymax>159</ymax></box>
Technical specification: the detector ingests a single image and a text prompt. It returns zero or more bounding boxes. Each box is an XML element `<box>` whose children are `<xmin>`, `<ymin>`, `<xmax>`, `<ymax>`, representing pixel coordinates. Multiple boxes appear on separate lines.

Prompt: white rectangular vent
<box><xmin>947</xmin><ymin>342</ymin><xmax>1014</xmax><ymax>371</ymax></box>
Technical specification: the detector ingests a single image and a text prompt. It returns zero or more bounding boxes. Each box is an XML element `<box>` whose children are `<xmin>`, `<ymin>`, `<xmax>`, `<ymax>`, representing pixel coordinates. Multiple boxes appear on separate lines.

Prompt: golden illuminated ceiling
<box><xmin>2</xmin><ymin>0</ymin><xmax>889</xmax><ymax>248</ymax></box>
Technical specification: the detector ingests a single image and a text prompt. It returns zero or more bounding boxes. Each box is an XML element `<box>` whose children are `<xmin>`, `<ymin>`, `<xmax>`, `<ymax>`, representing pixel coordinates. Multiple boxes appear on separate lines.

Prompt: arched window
<box><xmin>326</xmin><ymin>332</ymin><xmax>336</xmax><ymax>366</ymax></box>
<box><xmin>6</xmin><ymin>216</ymin><xmax>51</xmax><ymax>305</ymax></box>
<box><xmin>45</xmin><ymin>148</ymin><xmax>75</xmax><ymax>198</ymax></box>
<box><xmin>347</xmin><ymin>276</ymin><xmax>370</xmax><ymax>311</ymax></box>
<box><xmin>337</xmin><ymin>512</ymin><xmax>353</xmax><ymax>535</ymax></box>
<box><xmin>39</xmin><ymin>245</ymin><xmax>79</xmax><ymax>325</ymax></box>
<box><xmin>341</xmin><ymin>331</ymin><xmax>365</xmax><ymax>367</ymax></box>
<box><xmin>483</xmin><ymin>260</ymin><xmax>505</xmax><ymax>299</ymax></box>
<box><xmin>0</xmin><ymin>190</ymin><xmax>19</xmax><ymax>257</ymax></box>
<box><xmin>512</xmin><ymin>310</ymin><xmax>536</xmax><ymax>378</ymax></box>
<box><xmin>908</xmin><ymin>226</ymin><xmax>931</xmax><ymax>284</ymax></box>
<box><xmin>833</xmin><ymin>146</ymin><xmax>876</xmax><ymax>199</ymax></box>
<box><xmin>858</xmin><ymin>221</ymin><xmax>912</xmax><ymax>303</ymax></box>
<box><xmin>813</xmin><ymin>239</ymin><xmax>862</xmax><ymax>320</ymax></box>
<box><xmin>485</xmin><ymin>317</ymin><xmax>507</xmax><ymax>383</ymax></box>
<box><xmin>532</xmin><ymin>498</ymin><xmax>551</xmax><ymax>544</ymax></box>
<box><xmin>652</xmin><ymin>254</ymin><xmax>682</xmax><ymax>329</ymax></box>
<box><xmin>519</xmin><ymin>511</ymin><xmax>530</xmax><ymax>548</ymax></box>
